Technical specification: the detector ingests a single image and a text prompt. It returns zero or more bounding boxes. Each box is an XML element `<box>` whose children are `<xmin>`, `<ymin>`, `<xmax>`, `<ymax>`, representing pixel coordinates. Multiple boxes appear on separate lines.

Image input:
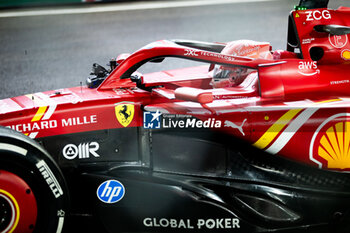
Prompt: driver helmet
<box><xmin>211</xmin><ymin>40</ymin><xmax>272</xmax><ymax>88</ymax></box>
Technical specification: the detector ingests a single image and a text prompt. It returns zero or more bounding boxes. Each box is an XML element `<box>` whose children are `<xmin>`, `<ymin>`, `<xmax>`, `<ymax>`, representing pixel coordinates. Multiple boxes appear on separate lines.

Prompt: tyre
<box><xmin>0</xmin><ymin>127</ymin><xmax>69</xmax><ymax>233</ymax></box>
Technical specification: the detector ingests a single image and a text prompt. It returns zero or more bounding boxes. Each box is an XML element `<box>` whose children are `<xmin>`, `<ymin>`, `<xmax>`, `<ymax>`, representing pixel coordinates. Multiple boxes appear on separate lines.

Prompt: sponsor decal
<box><xmin>163</xmin><ymin>115</ymin><xmax>221</xmax><ymax>129</ymax></box>
<box><xmin>298</xmin><ymin>61</ymin><xmax>319</xmax><ymax>76</ymax></box>
<box><xmin>115</xmin><ymin>102</ymin><xmax>135</xmax><ymax>127</ymax></box>
<box><xmin>113</xmin><ymin>88</ymin><xmax>135</xmax><ymax>95</ymax></box>
<box><xmin>341</xmin><ymin>49</ymin><xmax>350</xmax><ymax>60</ymax></box>
<box><xmin>200</xmin><ymin>51</ymin><xmax>237</xmax><ymax>62</ymax></box>
<box><xmin>143</xmin><ymin>111</ymin><xmax>162</xmax><ymax>129</ymax></box>
<box><xmin>6</xmin><ymin>115</ymin><xmax>97</xmax><ymax>136</ymax></box>
<box><xmin>302</xmin><ymin>38</ymin><xmax>315</xmax><ymax>45</ymax></box>
<box><xmin>36</xmin><ymin>160</ymin><xmax>63</xmax><ymax>198</ymax></box>
<box><xmin>329</xmin><ymin>34</ymin><xmax>348</xmax><ymax>49</ymax></box>
<box><xmin>56</xmin><ymin>210</ymin><xmax>65</xmax><ymax>233</ymax></box>
<box><xmin>61</xmin><ymin>115</ymin><xmax>97</xmax><ymax>127</ymax></box>
<box><xmin>7</xmin><ymin>120</ymin><xmax>58</xmax><ymax>132</ymax></box>
<box><xmin>184</xmin><ymin>49</ymin><xmax>198</xmax><ymax>56</ymax></box>
<box><xmin>143</xmin><ymin>112</ymin><xmax>222</xmax><ymax>129</ymax></box>
<box><xmin>305</xmin><ymin>10</ymin><xmax>331</xmax><ymax>21</ymax></box>
<box><xmin>233</xmin><ymin>44</ymin><xmax>259</xmax><ymax>57</ymax></box>
<box><xmin>143</xmin><ymin>218</ymin><xmax>240</xmax><ymax>229</ymax></box>
<box><xmin>224</xmin><ymin>119</ymin><xmax>247</xmax><ymax>136</ymax></box>
<box><xmin>97</xmin><ymin>180</ymin><xmax>125</xmax><ymax>204</ymax></box>
<box><xmin>57</xmin><ymin>209</ymin><xmax>65</xmax><ymax>217</ymax></box>
<box><xmin>310</xmin><ymin>113</ymin><xmax>350</xmax><ymax>170</ymax></box>
<box><xmin>330</xmin><ymin>80</ymin><xmax>350</xmax><ymax>85</ymax></box>
<box><xmin>62</xmin><ymin>142</ymin><xmax>100</xmax><ymax>160</ymax></box>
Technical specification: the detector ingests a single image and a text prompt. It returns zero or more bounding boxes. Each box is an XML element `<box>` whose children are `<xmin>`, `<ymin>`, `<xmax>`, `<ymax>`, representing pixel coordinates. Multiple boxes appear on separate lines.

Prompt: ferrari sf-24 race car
<box><xmin>2</xmin><ymin>0</ymin><xmax>350</xmax><ymax>232</ymax></box>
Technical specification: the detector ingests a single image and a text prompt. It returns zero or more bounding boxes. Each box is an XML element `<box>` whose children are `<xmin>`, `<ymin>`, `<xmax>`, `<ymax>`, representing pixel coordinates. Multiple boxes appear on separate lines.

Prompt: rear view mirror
<box><xmin>175</xmin><ymin>87</ymin><xmax>213</xmax><ymax>104</ymax></box>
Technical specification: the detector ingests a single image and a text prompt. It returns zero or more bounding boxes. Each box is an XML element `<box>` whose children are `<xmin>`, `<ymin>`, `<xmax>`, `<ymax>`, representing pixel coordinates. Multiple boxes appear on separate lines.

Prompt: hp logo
<box><xmin>97</xmin><ymin>180</ymin><xmax>125</xmax><ymax>204</ymax></box>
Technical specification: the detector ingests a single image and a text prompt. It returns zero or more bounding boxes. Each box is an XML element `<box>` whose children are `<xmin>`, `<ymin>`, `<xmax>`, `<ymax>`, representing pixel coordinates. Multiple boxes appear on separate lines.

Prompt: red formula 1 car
<box><xmin>1</xmin><ymin>0</ymin><xmax>350</xmax><ymax>232</ymax></box>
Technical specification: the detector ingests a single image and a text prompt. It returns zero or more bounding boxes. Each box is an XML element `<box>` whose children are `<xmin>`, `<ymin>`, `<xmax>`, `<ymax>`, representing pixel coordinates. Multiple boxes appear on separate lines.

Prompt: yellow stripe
<box><xmin>26</xmin><ymin>94</ymin><xmax>48</xmax><ymax>122</ymax></box>
<box><xmin>313</xmin><ymin>98</ymin><xmax>341</xmax><ymax>105</ymax></box>
<box><xmin>253</xmin><ymin>109</ymin><xmax>302</xmax><ymax>149</ymax></box>
<box><xmin>252</xmin><ymin>99</ymin><xmax>341</xmax><ymax>150</ymax></box>
<box><xmin>0</xmin><ymin>189</ymin><xmax>20</xmax><ymax>233</ymax></box>
<box><xmin>31</xmin><ymin>106</ymin><xmax>47</xmax><ymax>122</ymax></box>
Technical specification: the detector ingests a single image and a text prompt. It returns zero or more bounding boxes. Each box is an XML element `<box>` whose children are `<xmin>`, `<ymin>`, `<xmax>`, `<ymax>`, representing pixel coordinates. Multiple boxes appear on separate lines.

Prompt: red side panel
<box><xmin>292</xmin><ymin>8</ymin><xmax>350</xmax><ymax>63</ymax></box>
<box><xmin>0</xmin><ymin>87</ymin><xmax>150</xmax><ymax>139</ymax></box>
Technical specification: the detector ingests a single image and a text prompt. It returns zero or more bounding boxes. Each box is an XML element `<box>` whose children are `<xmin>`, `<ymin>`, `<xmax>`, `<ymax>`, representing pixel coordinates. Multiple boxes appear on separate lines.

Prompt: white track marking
<box><xmin>0</xmin><ymin>0</ymin><xmax>279</xmax><ymax>18</ymax></box>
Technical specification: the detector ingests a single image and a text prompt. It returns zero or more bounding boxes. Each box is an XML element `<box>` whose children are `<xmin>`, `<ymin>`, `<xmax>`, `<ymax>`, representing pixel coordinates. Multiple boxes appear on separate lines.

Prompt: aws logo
<box><xmin>298</xmin><ymin>61</ymin><xmax>319</xmax><ymax>76</ymax></box>
<box><xmin>310</xmin><ymin>113</ymin><xmax>350</xmax><ymax>170</ymax></box>
<box><xmin>115</xmin><ymin>102</ymin><xmax>135</xmax><ymax>127</ymax></box>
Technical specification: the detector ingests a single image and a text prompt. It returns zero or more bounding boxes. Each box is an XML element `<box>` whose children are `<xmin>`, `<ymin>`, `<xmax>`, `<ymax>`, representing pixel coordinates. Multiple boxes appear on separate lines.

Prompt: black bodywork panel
<box><xmin>38</xmin><ymin>127</ymin><xmax>350</xmax><ymax>233</ymax></box>
<box><xmin>297</xmin><ymin>0</ymin><xmax>329</xmax><ymax>9</ymax></box>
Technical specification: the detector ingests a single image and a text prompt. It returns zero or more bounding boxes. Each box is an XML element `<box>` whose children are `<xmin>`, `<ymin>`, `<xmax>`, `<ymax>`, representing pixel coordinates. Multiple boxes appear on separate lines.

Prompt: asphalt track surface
<box><xmin>0</xmin><ymin>0</ymin><xmax>348</xmax><ymax>100</ymax></box>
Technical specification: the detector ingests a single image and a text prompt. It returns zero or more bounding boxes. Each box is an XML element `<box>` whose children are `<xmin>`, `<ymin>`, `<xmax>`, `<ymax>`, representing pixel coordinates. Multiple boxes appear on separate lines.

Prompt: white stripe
<box><xmin>0</xmin><ymin>0</ymin><xmax>280</xmax><ymax>18</ymax></box>
<box><xmin>35</xmin><ymin>92</ymin><xmax>57</xmax><ymax>120</ymax></box>
<box><xmin>218</xmin><ymin>106</ymin><xmax>307</xmax><ymax>114</ymax></box>
<box><xmin>28</xmin><ymin>132</ymin><xmax>39</xmax><ymax>139</ymax></box>
<box><xmin>217</xmin><ymin>99</ymin><xmax>343</xmax><ymax>114</ymax></box>
<box><xmin>0</xmin><ymin>143</ymin><xmax>27</xmax><ymax>156</ymax></box>
<box><xmin>56</xmin><ymin>217</ymin><xmax>65</xmax><ymax>233</ymax></box>
<box><xmin>42</xmin><ymin>104</ymin><xmax>57</xmax><ymax>120</ymax></box>
<box><xmin>265</xmin><ymin>108</ymin><xmax>318</xmax><ymax>154</ymax></box>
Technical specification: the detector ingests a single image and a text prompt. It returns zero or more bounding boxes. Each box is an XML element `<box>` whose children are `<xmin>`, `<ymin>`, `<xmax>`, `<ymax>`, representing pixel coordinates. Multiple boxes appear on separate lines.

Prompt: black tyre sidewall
<box><xmin>0</xmin><ymin>127</ymin><xmax>69</xmax><ymax>233</ymax></box>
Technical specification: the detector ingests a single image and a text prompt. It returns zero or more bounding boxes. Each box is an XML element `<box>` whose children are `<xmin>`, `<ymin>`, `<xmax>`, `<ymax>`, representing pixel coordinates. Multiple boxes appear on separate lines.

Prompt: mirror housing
<box><xmin>175</xmin><ymin>87</ymin><xmax>213</xmax><ymax>104</ymax></box>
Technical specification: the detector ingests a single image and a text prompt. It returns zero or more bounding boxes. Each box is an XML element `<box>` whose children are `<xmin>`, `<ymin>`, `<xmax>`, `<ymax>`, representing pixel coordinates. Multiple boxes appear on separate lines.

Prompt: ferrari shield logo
<box><xmin>115</xmin><ymin>102</ymin><xmax>135</xmax><ymax>127</ymax></box>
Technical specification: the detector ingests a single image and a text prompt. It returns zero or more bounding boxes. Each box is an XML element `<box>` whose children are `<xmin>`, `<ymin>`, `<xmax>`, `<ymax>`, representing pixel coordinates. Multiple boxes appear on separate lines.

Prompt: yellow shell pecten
<box><xmin>318</xmin><ymin>122</ymin><xmax>350</xmax><ymax>169</ymax></box>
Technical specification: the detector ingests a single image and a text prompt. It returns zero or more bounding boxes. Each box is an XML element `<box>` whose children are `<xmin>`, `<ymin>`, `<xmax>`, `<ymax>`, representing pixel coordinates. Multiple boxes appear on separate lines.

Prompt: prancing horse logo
<box><xmin>115</xmin><ymin>102</ymin><xmax>135</xmax><ymax>127</ymax></box>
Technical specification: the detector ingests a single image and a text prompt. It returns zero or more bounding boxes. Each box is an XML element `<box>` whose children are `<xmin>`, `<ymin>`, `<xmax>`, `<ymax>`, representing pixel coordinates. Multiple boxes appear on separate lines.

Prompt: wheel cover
<box><xmin>0</xmin><ymin>170</ymin><xmax>37</xmax><ymax>233</ymax></box>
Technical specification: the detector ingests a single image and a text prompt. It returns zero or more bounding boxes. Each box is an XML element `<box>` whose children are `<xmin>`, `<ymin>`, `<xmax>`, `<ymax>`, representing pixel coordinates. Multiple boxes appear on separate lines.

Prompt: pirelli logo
<box><xmin>36</xmin><ymin>160</ymin><xmax>63</xmax><ymax>198</ymax></box>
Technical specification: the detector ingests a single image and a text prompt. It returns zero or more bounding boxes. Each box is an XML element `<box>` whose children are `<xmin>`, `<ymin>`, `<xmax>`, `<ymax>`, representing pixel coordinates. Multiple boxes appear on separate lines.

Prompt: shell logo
<box><xmin>318</xmin><ymin>122</ymin><xmax>350</xmax><ymax>169</ymax></box>
<box><xmin>341</xmin><ymin>49</ymin><xmax>350</xmax><ymax>60</ymax></box>
<box><xmin>310</xmin><ymin>113</ymin><xmax>350</xmax><ymax>170</ymax></box>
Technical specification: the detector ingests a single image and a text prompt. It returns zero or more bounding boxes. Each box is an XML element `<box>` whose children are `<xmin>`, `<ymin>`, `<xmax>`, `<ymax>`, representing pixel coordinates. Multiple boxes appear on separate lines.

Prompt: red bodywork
<box><xmin>1</xmin><ymin>6</ymin><xmax>350</xmax><ymax>172</ymax></box>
